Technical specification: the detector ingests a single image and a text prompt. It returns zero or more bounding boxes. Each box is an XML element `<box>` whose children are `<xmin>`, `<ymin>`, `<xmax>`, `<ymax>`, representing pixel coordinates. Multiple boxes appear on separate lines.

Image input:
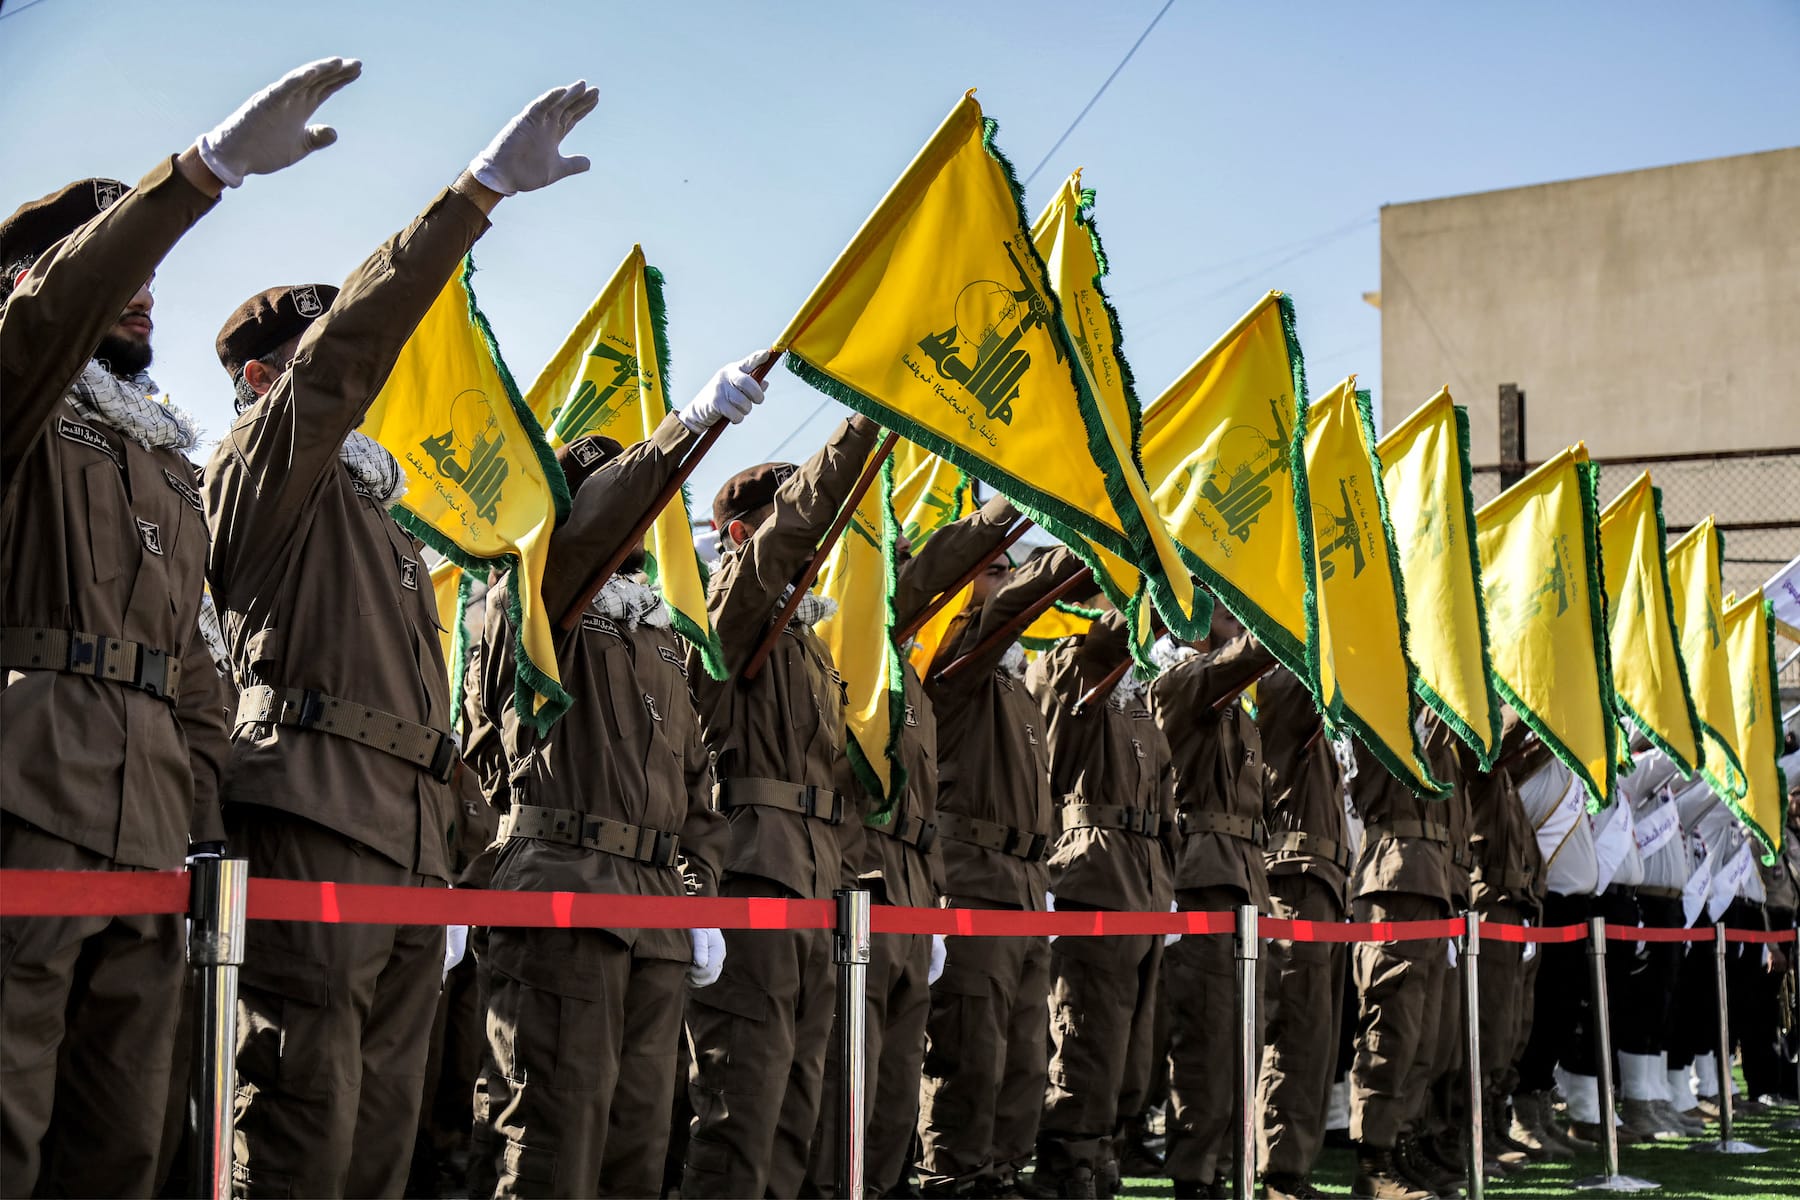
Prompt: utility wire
<box><xmin>762</xmin><ymin>0</ymin><xmax>1177</xmax><ymax>462</ymax></box>
<box><xmin>0</xmin><ymin>0</ymin><xmax>54</xmax><ymax>21</ymax></box>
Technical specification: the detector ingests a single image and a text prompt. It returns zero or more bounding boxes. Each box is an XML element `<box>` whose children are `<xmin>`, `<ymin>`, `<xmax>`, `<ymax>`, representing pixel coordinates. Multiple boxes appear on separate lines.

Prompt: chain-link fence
<box><xmin>1471</xmin><ymin>447</ymin><xmax>1800</xmax><ymax>705</ymax></box>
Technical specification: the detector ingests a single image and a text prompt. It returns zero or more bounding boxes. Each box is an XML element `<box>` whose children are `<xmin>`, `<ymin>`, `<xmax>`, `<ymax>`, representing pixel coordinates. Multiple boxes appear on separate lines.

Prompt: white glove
<box><xmin>1522</xmin><ymin>919</ymin><xmax>1537</xmax><ymax>963</ymax></box>
<box><xmin>688</xmin><ymin>927</ymin><xmax>726</xmax><ymax>988</ymax></box>
<box><xmin>1446</xmin><ymin>937</ymin><xmax>1458</xmax><ymax>968</ymax></box>
<box><xmin>929</xmin><ymin>934</ymin><xmax>947</xmax><ymax>985</ymax></box>
<box><xmin>677</xmin><ymin>352</ymin><xmax>771</xmax><ymax>433</ymax></box>
<box><xmin>1165</xmin><ymin>899</ymin><xmax>1182</xmax><ymax>947</ymax></box>
<box><xmin>196</xmin><ymin>57</ymin><xmax>362</xmax><ymax>188</ymax></box>
<box><xmin>443</xmin><ymin>925</ymin><xmax>469</xmax><ymax>982</ymax></box>
<box><xmin>469</xmin><ymin>81</ymin><xmax>600</xmax><ymax>196</ymax></box>
<box><xmin>1045</xmin><ymin>891</ymin><xmax>1058</xmax><ymax>944</ymax></box>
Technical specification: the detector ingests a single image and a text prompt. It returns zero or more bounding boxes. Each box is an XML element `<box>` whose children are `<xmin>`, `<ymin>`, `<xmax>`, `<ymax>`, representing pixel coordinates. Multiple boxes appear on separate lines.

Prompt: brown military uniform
<box><xmin>680</xmin><ymin>416</ymin><xmax>879</xmax><ymax>1199</ymax></box>
<box><xmin>1030</xmin><ymin>610</ymin><xmax>1176</xmax><ymax>1192</ymax></box>
<box><xmin>204</xmin><ymin>185</ymin><xmax>489</xmax><ymax>1197</ymax></box>
<box><xmin>917</xmin><ymin>525</ymin><xmax>1079</xmax><ymax>1194</ymax></box>
<box><xmin>1347</xmin><ymin>716</ymin><xmax>1459</xmax><ymax>1151</ymax></box>
<box><xmin>477</xmin><ymin>415</ymin><xmax>728</xmax><ymax>1197</ymax></box>
<box><xmin>809</xmin><ymin>516</ymin><xmax>974</xmax><ymax>1197</ymax></box>
<box><xmin>1</xmin><ymin>159</ymin><xmax>231</xmax><ymax>1197</ymax></box>
<box><xmin>1152</xmin><ymin>632</ymin><xmax>1275</xmax><ymax>1186</ymax></box>
<box><xmin>1464</xmin><ymin>719</ymin><xmax>1540</xmax><ymax>1115</ymax></box>
<box><xmin>1253</xmin><ymin>667</ymin><xmax>1349</xmax><ymax>1184</ymax></box>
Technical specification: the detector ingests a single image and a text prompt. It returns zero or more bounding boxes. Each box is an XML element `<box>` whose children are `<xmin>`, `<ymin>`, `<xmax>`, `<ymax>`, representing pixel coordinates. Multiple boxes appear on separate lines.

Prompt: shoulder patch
<box><xmin>58</xmin><ymin>416</ymin><xmax>122</xmax><ymax>469</ymax></box>
<box><xmin>580</xmin><ymin>611</ymin><xmax>622</xmax><ymax>639</ymax></box>
<box><xmin>656</xmin><ymin>643</ymin><xmax>688</xmax><ymax>677</ymax></box>
<box><xmin>163</xmin><ymin>468</ymin><xmax>204</xmax><ymax>512</ymax></box>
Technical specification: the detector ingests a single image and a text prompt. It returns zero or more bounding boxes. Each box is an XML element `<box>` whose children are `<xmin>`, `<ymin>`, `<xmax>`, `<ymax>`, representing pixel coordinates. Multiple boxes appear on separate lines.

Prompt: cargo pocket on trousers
<box><xmin>501</xmin><ymin>1139</ymin><xmax>556</xmax><ymax>1190</ymax></box>
<box><xmin>921</xmin><ymin>992</ymin><xmax>970</xmax><ymax>1079</ymax></box>
<box><xmin>687</xmin><ymin>973</ymin><xmax>767</xmax><ymax>1094</ymax></box>
<box><xmin>237</xmin><ymin>946</ymin><xmax>331</xmax><ymax>1094</ymax></box>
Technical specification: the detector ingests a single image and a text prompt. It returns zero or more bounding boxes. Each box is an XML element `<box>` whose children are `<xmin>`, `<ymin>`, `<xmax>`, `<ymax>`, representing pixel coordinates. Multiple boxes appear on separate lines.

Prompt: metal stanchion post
<box><xmin>1574</xmin><ymin>916</ymin><xmax>1658</xmax><ymax>1191</ymax></box>
<box><xmin>1700</xmin><ymin>920</ymin><xmax>1767</xmax><ymax>1154</ymax></box>
<box><xmin>1463</xmin><ymin>911</ymin><xmax>1484</xmax><ymax>1200</ymax></box>
<box><xmin>187</xmin><ymin>856</ymin><xmax>248</xmax><ymax>1200</ymax></box>
<box><xmin>834</xmin><ymin>888</ymin><xmax>872</xmax><ymax>1198</ymax></box>
<box><xmin>1776</xmin><ymin>916</ymin><xmax>1800</xmax><ymax>1134</ymax></box>
<box><xmin>1234</xmin><ymin>904</ymin><xmax>1259</xmax><ymax>1200</ymax></box>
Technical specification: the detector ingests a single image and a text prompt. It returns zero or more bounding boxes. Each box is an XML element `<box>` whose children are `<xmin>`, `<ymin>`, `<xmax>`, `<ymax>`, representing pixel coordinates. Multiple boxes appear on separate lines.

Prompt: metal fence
<box><xmin>1470</xmin><ymin>446</ymin><xmax>1800</xmax><ymax>700</ymax></box>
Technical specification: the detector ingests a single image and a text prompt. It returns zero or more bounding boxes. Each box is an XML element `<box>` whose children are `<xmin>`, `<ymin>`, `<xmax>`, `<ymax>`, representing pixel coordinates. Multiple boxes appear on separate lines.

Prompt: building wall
<box><xmin>1379</xmin><ymin>147</ymin><xmax>1800</xmax><ymax>465</ymax></box>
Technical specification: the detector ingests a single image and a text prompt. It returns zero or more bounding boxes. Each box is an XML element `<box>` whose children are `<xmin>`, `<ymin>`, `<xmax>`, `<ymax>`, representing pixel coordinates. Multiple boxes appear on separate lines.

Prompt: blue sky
<box><xmin>4</xmin><ymin>0</ymin><xmax>1796</xmax><ymax>508</ymax></box>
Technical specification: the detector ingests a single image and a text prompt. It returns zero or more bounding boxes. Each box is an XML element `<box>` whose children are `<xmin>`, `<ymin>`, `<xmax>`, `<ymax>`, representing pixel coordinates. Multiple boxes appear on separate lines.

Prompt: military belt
<box><xmin>1</xmin><ymin>626</ymin><xmax>183</xmax><ymax>703</ymax></box>
<box><xmin>1366</xmin><ymin>819</ymin><xmax>1450</xmax><ymax>845</ymax></box>
<box><xmin>1267</xmin><ymin>829</ymin><xmax>1352</xmax><ymax>870</ymax></box>
<box><xmin>1452</xmin><ymin>847</ymin><xmax>1474</xmax><ymax>871</ymax></box>
<box><xmin>235</xmin><ymin>684</ymin><xmax>457</xmax><ymax>784</ymax></box>
<box><xmin>1638</xmin><ymin>884</ymin><xmax>1682</xmax><ymax>900</ymax></box>
<box><xmin>500</xmin><ymin>804</ymin><xmax>680</xmax><ymax>868</ymax></box>
<box><xmin>868</xmin><ymin>811</ymin><xmax>937</xmax><ymax>853</ymax></box>
<box><xmin>717</xmin><ymin>776</ymin><xmax>845</xmax><ymax>825</ymax></box>
<box><xmin>1060</xmin><ymin>801</ymin><xmax>1165</xmax><ymax>838</ymax></box>
<box><xmin>936</xmin><ymin>812</ymin><xmax>1051</xmax><ymax>862</ymax></box>
<box><xmin>1174</xmin><ymin>809</ymin><xmax>1267</xmax><ymax>847</ymax></box>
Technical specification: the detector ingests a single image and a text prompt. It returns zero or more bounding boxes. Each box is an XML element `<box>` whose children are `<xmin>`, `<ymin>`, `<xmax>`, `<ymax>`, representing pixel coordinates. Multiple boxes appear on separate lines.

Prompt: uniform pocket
<box><xmin>83</xmin><ymin>461</ymin><xmax>123</xmax><ymax>584</ymax></box>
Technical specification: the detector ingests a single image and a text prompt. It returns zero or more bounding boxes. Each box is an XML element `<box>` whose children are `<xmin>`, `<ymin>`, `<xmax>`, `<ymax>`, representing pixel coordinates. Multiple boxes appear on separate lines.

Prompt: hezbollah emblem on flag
<box><xmin>912</xmin><ymin>242</ymin><xmax>1061</xmax><ymax>433</ymax></box>
<box><xmin>418</xmin><ymin>391</ymin><xmax>512</xmax><ymax>525</ymax></box>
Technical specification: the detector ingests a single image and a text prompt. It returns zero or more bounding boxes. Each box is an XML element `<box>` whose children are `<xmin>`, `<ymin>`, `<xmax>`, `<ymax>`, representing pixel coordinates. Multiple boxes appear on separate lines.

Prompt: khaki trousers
<box><xmin>1257</xmin><ymin>873</ymin><xmax>1346</xmax><ymax>1179</ymax></box>
<box><xmin>1165</xmin><ymin>884</ymin><xmax>1261</xmax><ymax>1183</ymax></box>
<box><xmin>227</xmin><ymin>807</ymin><xmax>445</xmax><ymax>1199</ymax></box>
<box><xmin>682</xmin><ymin>874</ymin><xmax>835</xmax><ymax>1199</ymax></box>
<box><xmin>917</xmin><ymin>903</ymin><xmax>1050</xmax><ymax>1192</ymax></box>
<box><xmin>1039</xmin><ymin>929</ymin><xmax>1163</xmax><ymax>1177</ymax></box>
<box><xmin>0</xmin><ymin>817</ymin><xmax>183</xmax><ymax>1199</ymax></box>
<box><xmin>1475</xmin><ymin>900</ymin><xmax>1529</xmax><ymax>1098</ymax></box>
<box><xmin>1348</xmin><ymin>891</ymin><xmax>1449</xmax><ymax>1149</ymax></box>
<box><xmin>808</xmin><ymin>927</ymin><xmax>934</xmax><ymax>1196</ymax></box>
<box><xmin>482</xmin><ymin>926</ymin><xmax>687</xmax><ymax>1197</ymax></box>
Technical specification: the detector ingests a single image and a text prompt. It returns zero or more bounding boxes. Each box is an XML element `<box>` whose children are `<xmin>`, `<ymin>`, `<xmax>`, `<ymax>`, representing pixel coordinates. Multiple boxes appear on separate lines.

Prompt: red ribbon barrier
<box><xmin>1</xmin><ymin>870</ymin><xmax>1793</xmax><ymax>945</ymax></box>
<box><xmin>0</xmin><ymin>868</ymin><xmax>189</xmax><ymax>916</ymax></box>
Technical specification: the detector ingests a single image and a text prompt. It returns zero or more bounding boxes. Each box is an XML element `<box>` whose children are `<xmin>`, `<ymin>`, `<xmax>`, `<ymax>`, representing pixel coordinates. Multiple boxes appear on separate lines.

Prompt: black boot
<box><xmin>1350</xmin><ymin>1142</ymin><xmax>1433</xmax><ymax>1200</ymax></box>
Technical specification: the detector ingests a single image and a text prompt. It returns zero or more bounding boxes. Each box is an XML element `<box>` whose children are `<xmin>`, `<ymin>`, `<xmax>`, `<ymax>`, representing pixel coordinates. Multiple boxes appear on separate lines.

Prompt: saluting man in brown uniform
<box><xmin>0</xmin><ymin>60</ymin><xmax>356</xmax><ymax>1197</ymax></box>
<box><xmin>914</xmin><ymin>517</ymin><xmax>1082</xmax><ymax>1197</ymax></box>
<box><xmin>474</xmin><ymin>376</ymin><xmax>757</xmax><ymax>1195</ymax></box>
<box><xmin>1345</xmin><ymin>715</ymin><xmax>1461</xmax><ymax>1200</ymax></box>
<box><xmin>204</xmin><ymin>81</ymin><xmax>599</xmax><ymax>1198</ymax></box>
<box><xmin>1151</xmin><ymin>608</ymin><xmax>1275</xmax><ymax>1198</ymax></box>
<box><xmin>680</xmin><ymin>414</ymin><xmax>882</xmax><ymax>1198</ymax></box>
<box><xmin>1253</xmin><ymin>666</ymin><xmax>1350</xmax><ymax>1200</ymax></box>
<box><xmin>1030</xmin><ymin>609</ymin><xmax>1178</xmax><ymax>1200</ymax></box>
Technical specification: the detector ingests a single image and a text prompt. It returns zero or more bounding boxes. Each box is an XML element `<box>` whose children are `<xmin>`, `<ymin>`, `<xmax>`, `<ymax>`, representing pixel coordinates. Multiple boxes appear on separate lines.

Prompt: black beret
<box><xmin>712</xmin><ymin>461</ymin><xmax>797</xmax><ymax>532</ymax></box>
<box><xmin>215</xmin><ymin>284</ymin><xmax>338</xmax><ymax>378</ymax></box>
<box><xmin>2</xmin><ymin>178</ymin><xmax>130</xmax><ymax>270</ymax></box>
<box><xmin>555</xmin><ymin>434</ymin><xmax>626</xmax><ymax>493</ymax></box>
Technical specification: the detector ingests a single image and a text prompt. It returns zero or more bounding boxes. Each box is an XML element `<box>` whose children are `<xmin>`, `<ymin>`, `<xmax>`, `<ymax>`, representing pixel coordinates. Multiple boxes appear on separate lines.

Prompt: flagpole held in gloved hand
<box><xmin>930</xmin><ymin>566</ymin><xmax>1094</xmax><ymax>685</ymax></box>
<box><xmin>893</xmin><ymin>517</ymin><xmax>1033</xmax><ymax>644</ymax></box>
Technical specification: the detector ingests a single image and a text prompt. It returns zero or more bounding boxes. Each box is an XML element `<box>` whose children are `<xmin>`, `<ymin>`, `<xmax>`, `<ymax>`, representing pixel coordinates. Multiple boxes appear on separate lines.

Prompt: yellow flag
<box><xmin>1598</xmin><ymin>473</ymin><xmax>1702</xmax><ymax>776</ymax></box>
<box><xmin>362</xmin><ymin>257</ymin><xmax>570</xmax><ymax>730</ymax></box>
<box><xmin>1019</xmin><ymin>599</ymin><xmax>1100</xmax><ymax>653</ymax></box>
<box><xmin>1304</xmin><ymin>378</ymin><xmax>1443</xmax><ymax>792</ymax></box>
<box><xmin>522</xmin><ymin>246</ymin><xmax>726</xmax><ymax>680</ymax></box>
<box><xmin>1475</xmin><ymin>446</ymin><xmax>1616</xmax><ymax>807</ymax></box>
<box><xmin>1667</xmin><ymin>518</ymin><xmax>1747</xmax><ymax>799</ymax></box>
<box><xmin>1141</xmin><ymin>291</ymin><xmax>1317</xmax><ymax>689</ymax></box>
<box><xmin>774</xmin><ymin>93</ymin><xmax>1204</xmax><ymax>668</ymax></box>
<box><xmin>816</xmin><ymin>456</ymin><xmax>905</xmax><ymax>806</ymax></box>
<box><xmin>1377</xmin><ymin>388</ymin><xmax>1501</xmax><ymax>766</ymax></box>
<box><xmin>892</xmin><ymin>439</ymin><xmax>975</xmax><ymax>548</ymax></box>
<box><xmin>1719</xmin><ymin>591</ymin><xmax>1787</xmax><ymax>861</ymax></box>
<box><xmin>428</xmin><ymin>558</ymin><xmax>472</xmax><ymax>729</ymax></box>
<box><xmin>1028</xmin><ymin>172</ymin><xmax>1209</xmax><ymax>656</ymax></box>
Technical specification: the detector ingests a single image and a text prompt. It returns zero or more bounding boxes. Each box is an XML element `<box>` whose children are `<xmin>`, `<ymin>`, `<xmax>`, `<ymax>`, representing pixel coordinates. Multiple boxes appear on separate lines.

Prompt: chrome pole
<box><xmin>1700</xmin><ymin>919</ymin><xmax>1768</xmax><ymax>1154</ymax></box>
<box><xmin>187</xmin><ymin>857</ymin><xmax>248</xmax><ymax>1200</ymax></box>
<box><xmin>1234</xmin><ymin>904</ymin><xmax>1259</xmax><ymax>1200</ymax></box>
<box><xmin>1463</xmin><ymin>911</ymin><xmax>1484</xmax><ymax>1200</ymax></box>
<box><xmin>834</xmin><ymin>888</ymin><xmax>872</xmax><ymax>1198</ymax></box>
<box><xmin>1573</xmin><ymin>916</ymin><xmax>1658</xmax><ymax>1190</ymax></box>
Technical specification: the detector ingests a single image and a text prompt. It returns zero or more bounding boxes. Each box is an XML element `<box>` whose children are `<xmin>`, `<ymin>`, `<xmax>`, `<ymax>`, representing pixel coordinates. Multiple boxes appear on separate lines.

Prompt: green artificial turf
<box><xmin>1120</xmin><ymin>1101</ymin><xmax>1800</xmax><ymax>1199</ymax></box>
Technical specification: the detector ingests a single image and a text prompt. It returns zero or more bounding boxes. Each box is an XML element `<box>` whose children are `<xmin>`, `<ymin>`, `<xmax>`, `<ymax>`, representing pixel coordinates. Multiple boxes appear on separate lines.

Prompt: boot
<box><xmin>1351</xmin><ymin>1143</ymin><xmax>1434</xmax><ymax>1200</ymax></box>
<box><xmin>1095</xmin><ymin>1142</ymin><xmax>1120</xmax><ymax>1200</ymax></box>
<box><xmin>1482</xmin><ymin>1124</ymin><xmax>1529</xmax><ymax>1172</ymax></box>
<box><xmin>1171</xmin><ymin>1179</ymin><xmax>1223</xmax><ymax>1199</ymax></box>
<box><xmin>1507</xmin><ymin>1092</ymin><xmax>1569</xmax><ymax>1161</ymax></box>
<box><xmin>1655</xmin><ymin>1099</ymin><xmax>1708</xmax><ymax>1134</ymax></box>
<box><xmin>1527</xmin><ymin>1091</ymin><xmax>1595</xmax><ymax>1154</ymax></box>
<box><xmin>1620</xmin><ymin>1097</ymin><xmax>1681</xmax><ymax>1140</ymax></box>
<box><xmin>1394</xmin><ymin>1136</ymin><xmax>1460</xmax><ymax>1196</ymax></box>
<box><xmin>1417</xmin><ymin>1135</ymin><xmax>1473</xmax><ymax>1192</ymax></box>
<box><xmin>1263</xmin><ymin>1171</ymin><xmax>1327</xmax><ymax>1198</ymax></box>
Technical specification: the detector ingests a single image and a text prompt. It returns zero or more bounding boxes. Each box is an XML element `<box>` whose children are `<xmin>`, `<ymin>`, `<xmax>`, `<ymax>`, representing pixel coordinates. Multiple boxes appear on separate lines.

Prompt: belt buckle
<box><xmin>916</xmin><ymin>820</ymin><xmax>938</xmax><ymax>854</ymax></box>
<box><xmin>1026</xmin><ymin>832</ymin><xmax>1050</xmax><ymax>862</ymax></box>
<box><xmin>798</xmin><ymin>784</ymin><xmax>818</xmax><ymax>819</ymax></box>
<box><xmin>428</xmin><ymin>735</ymin><xmax>457</xmax><ymax>785</ymax></box>
<box><xmin>134</xmin><ymin>647</ymin><xmax>170</xmax><ymax>699</ymax></box>
<box><xmin>653</xmin><ymin>830</ymin><xmax>680</xmax><ymax>867</ymax></box>
<box><xmin>66</xmin><ymin>631</ymin><xmax>102</xmax><ymax>677</ymax></box>
<box><xmin>285</xmin><ymin>688</ymin><xmax>326</xmax><ymax>729</ymax></box>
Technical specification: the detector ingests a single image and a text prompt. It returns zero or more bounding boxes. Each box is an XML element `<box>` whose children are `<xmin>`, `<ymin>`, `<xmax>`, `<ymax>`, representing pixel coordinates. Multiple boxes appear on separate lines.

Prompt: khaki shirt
<box><xmin>205</xmin><ymin>186</ymin><xmax>490</xmax><ymax>881</ymax></box>
<box><xmin>1030</xmin><ymin>610</ymin><xmax>1177</xmax><ymax>913</ymax></box>
<box><xmin>1256</xmin><ymin>666</ymin><xmax>1348</xmax><ymax>904</ymax></box>
<box><xmin>1350</xmin><ymin>715</ymin><xmax>1463</xmax><ymax>904</ymax></box>
<box><xmin>480</xmin><ymin>414</ymin><xmax>726</xmax><ymax>961</ymax></box>
<box><xmin>1467</xmin><ymin>719</ymin><xmax>1542</xmax><ymax>913</ymax></box>
<box><xmin>1</xmin><ymin>156</ymin><xmax>230</xmax><ymax>870</ymax></box>
<box><xmin>924</xmin><ymin>527</ymin><xmax>1079</xmax><ymax>910</ymax></box>
<box><xmin>837</xmin><ymin>659</ymin><xmax>943</xmax><ymax>909</ymax></box>
<box><xmin>1152</xmin><ymin>633</ymin><xmax>1275</xmax><ymax>905</ymax></box>
<box><xmin>690</xmin><ymin>416</ymin><xmax>880</xmax><ymax>900</ymax></box>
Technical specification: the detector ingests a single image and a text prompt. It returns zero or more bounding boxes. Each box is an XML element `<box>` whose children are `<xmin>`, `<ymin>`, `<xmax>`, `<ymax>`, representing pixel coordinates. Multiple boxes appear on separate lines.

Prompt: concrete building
<box><xmin>1377</xmin><ymin>147</ymin><xmax>1800</xmax><ymax>616</ymax></box>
